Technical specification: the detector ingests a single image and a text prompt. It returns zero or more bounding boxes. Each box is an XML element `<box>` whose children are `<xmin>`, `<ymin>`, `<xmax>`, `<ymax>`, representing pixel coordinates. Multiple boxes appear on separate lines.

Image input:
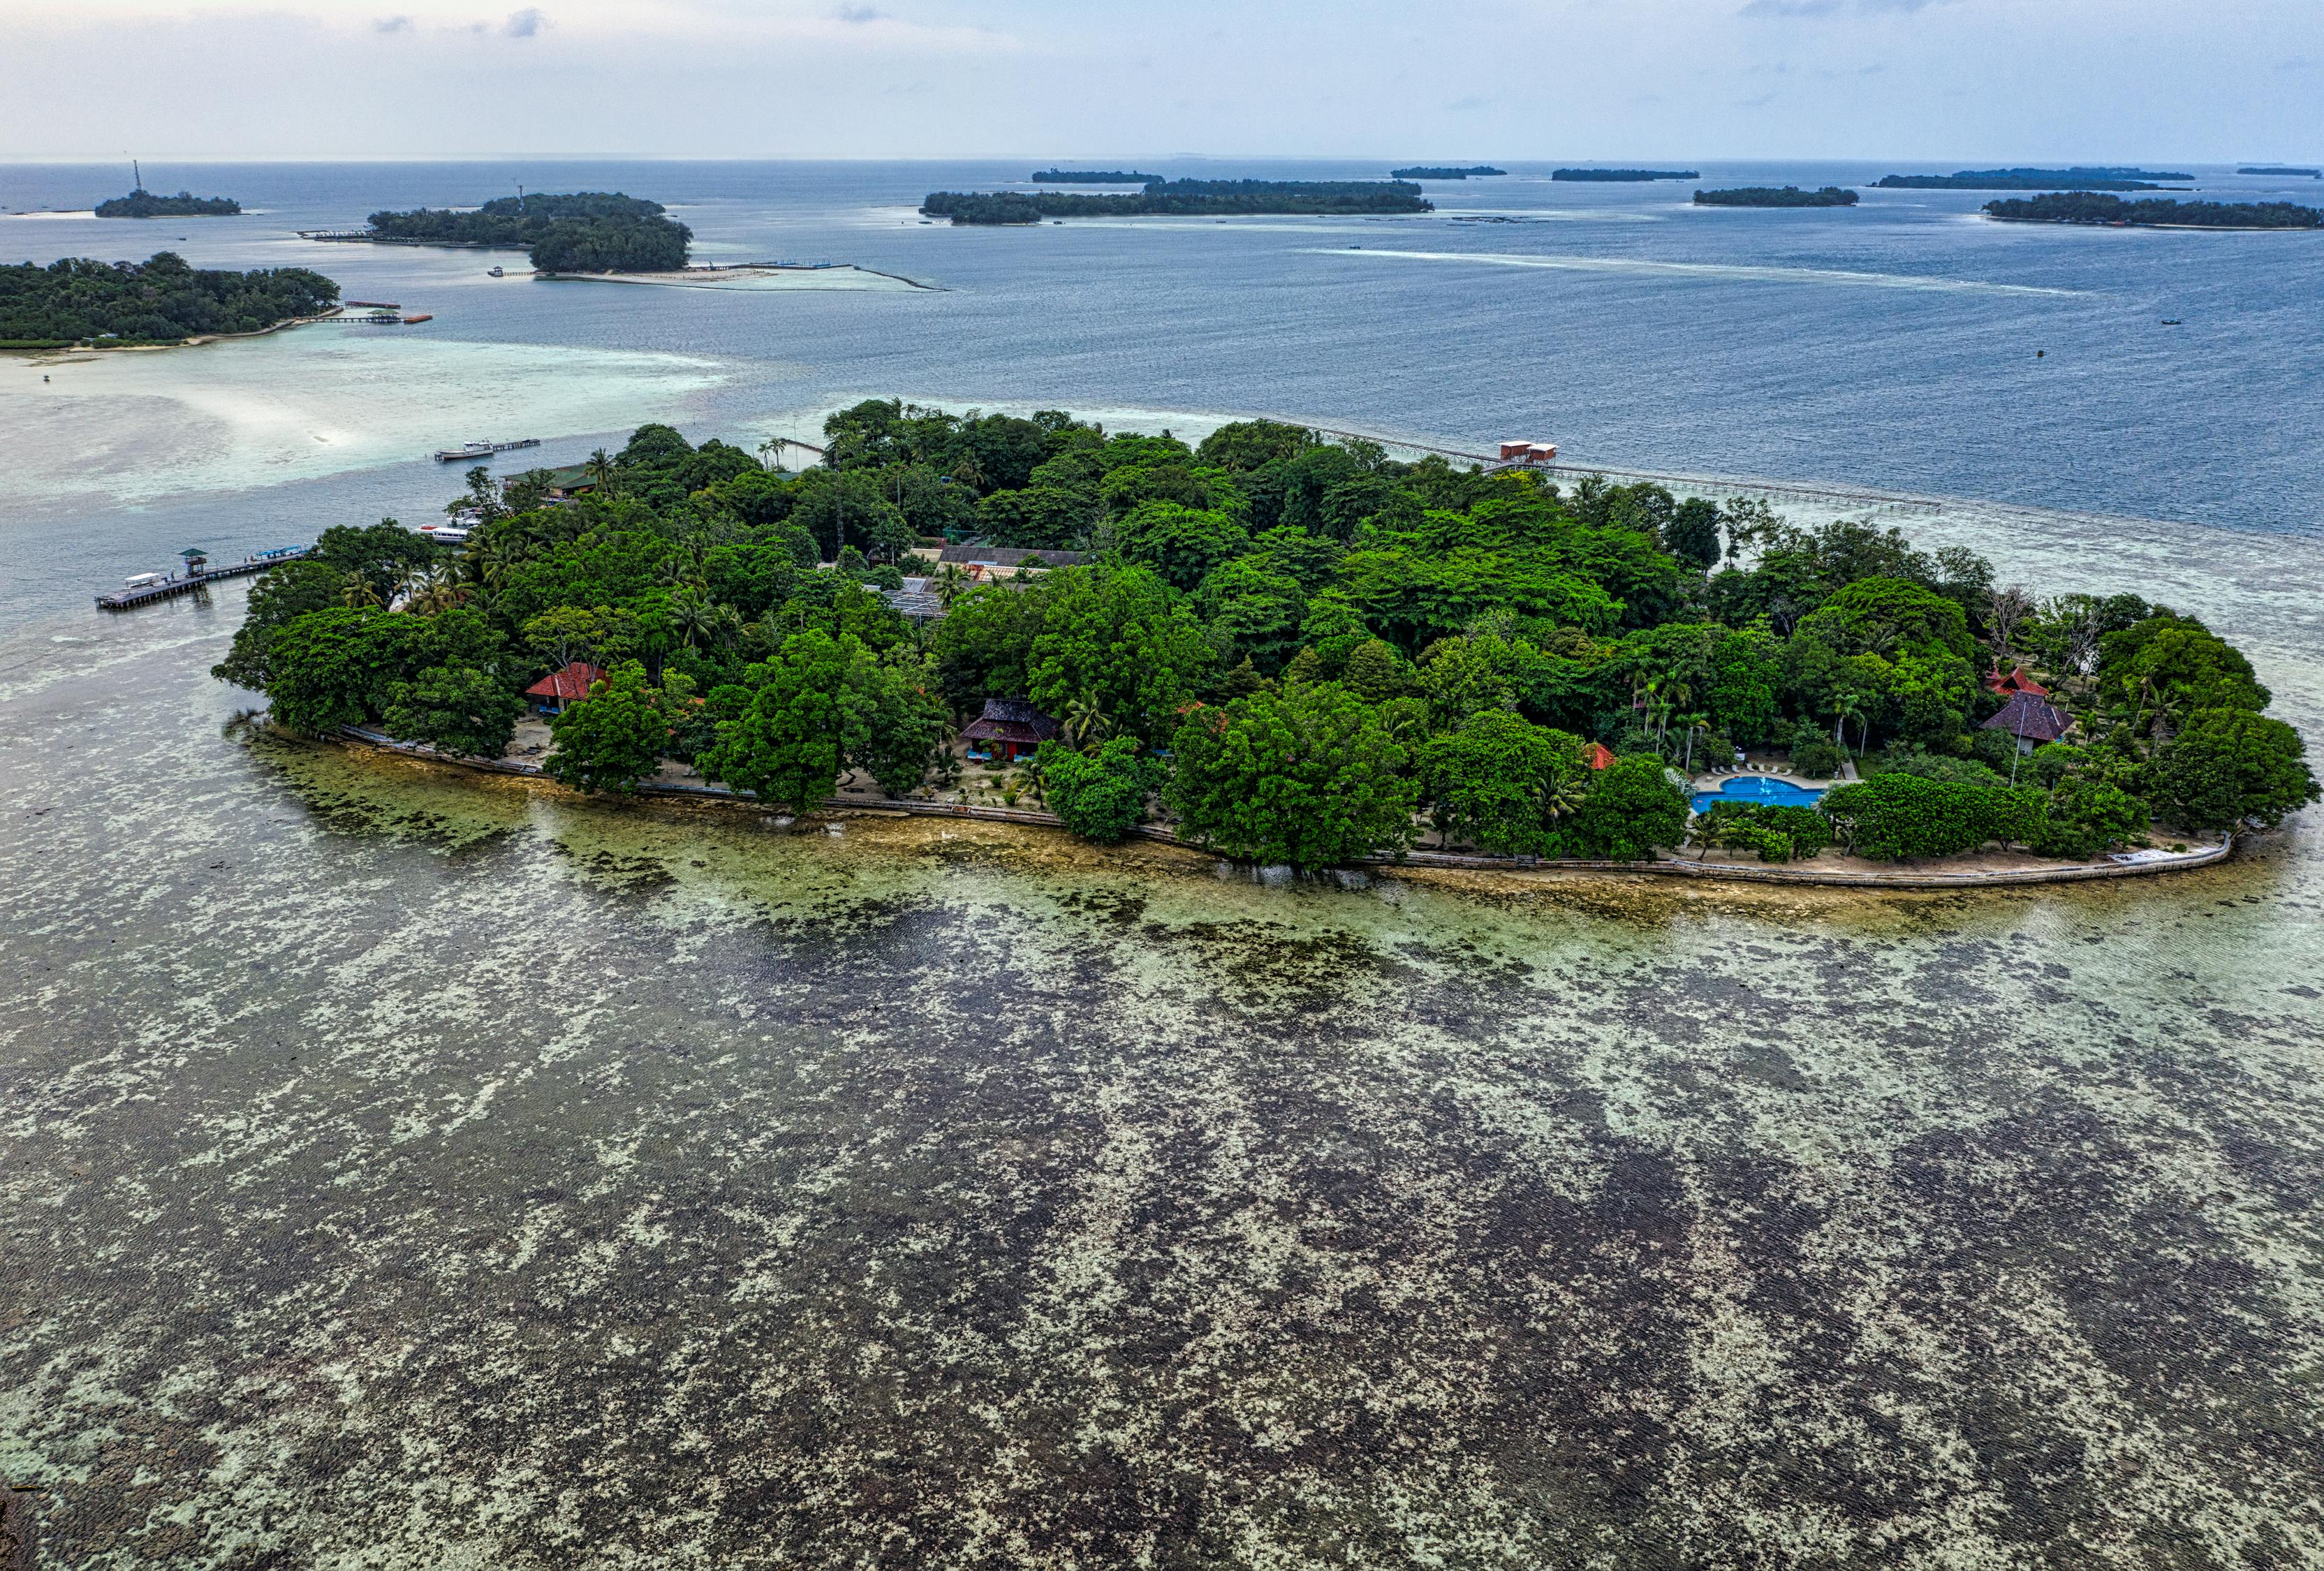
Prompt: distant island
<box><xmin>922</xmin><ymin>179</ymin><xmax>1433</xmax><ymax>225</ymax></box>
<box><xmin>351</xmin><ymin>192</ymin><xmax>691</xmax><ymax>272</ymax></box>
<box><xmin>1552</xmin><ymin>168</ymin><xmax>1699</xmax><ymax>182</ymax></box>
<box><xmin>1694</xmin><ymin>186</ymin><xmax>1859</xmax><ymax>208</ymax></box>
<box><xmin>1983</xmin><ymin>193</ymin><xmax>2324</xmax><ymax>229</ymax></box>
<box><xmin>94</xmin><ymin>189</ymin><xmax>242</xmax><ymax>218</ymax></box>
<box><xmin>1391</xmin><ymin>165</ymin><xmax>1506</xmax><ymax>180</ymax></box>
<box><xmin>0</xmin><ymin>251</ymin><xmax>337</xmax><ymax>349</ymax></box>
<box><xmin>1030</xmin><ymin>169</ymin><xmax>1159</xmax><ymax>184</ymax></box>
<box><xmin>2240</xmin><ymin>165</ymin><xmax>2321</xmax><ymax>178</ymax></box>
<box><xmin>1876</xmin><ymin>168</ymin><xmax>2192</xmax><ymax>191</ymax></box>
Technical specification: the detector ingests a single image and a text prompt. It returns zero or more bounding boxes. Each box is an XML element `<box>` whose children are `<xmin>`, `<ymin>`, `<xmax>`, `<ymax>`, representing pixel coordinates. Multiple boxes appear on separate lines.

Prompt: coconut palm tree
<box><xmin>1542</xmin><ymin>769</ymin><xmax>1590</xmax><ymax>829</ymax></box>
<box><xmin>669</xmin><ymin>587</ymin><xmax>722</xmax><ymax>649</ymax></box>
<box><xmin>1061</xmin><ymin>690</ymin><xmax>1112</xmax><ymax>749</ymax></box>
<box><xmin>341</xmin><ymin>577</ymin><xmax>384</xmax><ymax>610</ymax></box>
<box><xmin>584</xmin><ymin>448</ymin><xmax>618</xmax><ymax>495</ymax></box>
<box><xmin>1832</xmin><ymin>691</ymin><xmax>1869</xmax><ymax>760</ymax></box>
<box><xmin>932</xmin><ymin>562</ymin><xmax>971</xmax><ymax>609</ymax></box>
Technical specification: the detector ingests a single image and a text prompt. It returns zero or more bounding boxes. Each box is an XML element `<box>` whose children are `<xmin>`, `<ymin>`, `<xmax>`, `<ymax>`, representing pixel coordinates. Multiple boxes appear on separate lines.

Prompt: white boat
<box><xmin>435</xmin><ymin>441</ymin><xmax>496</xmax><ymax>462</ymax></box>
<box><xmin>124</xmin><ymin>571</ymin><xmax>166</xmax><ymax>588</ymax></box>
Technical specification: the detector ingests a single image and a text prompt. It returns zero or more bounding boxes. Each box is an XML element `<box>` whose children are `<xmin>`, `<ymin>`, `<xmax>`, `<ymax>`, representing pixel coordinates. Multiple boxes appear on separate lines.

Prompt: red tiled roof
<box><xmin>1983</xmin><ymin>664</ymin><xmax>2050</xmax><ymax>697</ymax></box>
<box><xmin>525</xmin><ymin>661</ymin><xmax>608</xmax><ymax>701</ymax></box>
<box><xmin>1584</xmin><ymin>742</ymin><xmax>1618</xmax><ymax>771</ymax></box>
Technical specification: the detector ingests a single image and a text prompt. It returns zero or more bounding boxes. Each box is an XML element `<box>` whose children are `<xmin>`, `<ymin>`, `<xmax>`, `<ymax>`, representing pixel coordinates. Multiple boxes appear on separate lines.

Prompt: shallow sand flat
<box><xmin>0</xmin><ymin>332</ymin><xmax>735</xmax><ymax>511</ymax></box>
<box><xmin>545</xmin><ymin>263</ymin><xmax>936</xmax><ymax>292</ymax></box>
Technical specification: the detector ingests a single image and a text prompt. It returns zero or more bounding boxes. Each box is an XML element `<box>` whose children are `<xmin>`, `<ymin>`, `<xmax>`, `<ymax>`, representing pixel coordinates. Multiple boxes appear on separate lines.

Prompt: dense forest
<box><xmin>365</xmin><ymin>191</ymin><xmax>691</xmax><ymax>271</ymax></box>
<box><xmin>220</xmin><ymin>404</ymin><xmax>2316</xmax><ymax>872</ymax></box>
<box><xmin>1391</xmin><ymin>166</ymin><xmax>1506</xmax><ymax>179</ymax></box>
<box><xmin>0</xmin><ymin>252</ymin><xmax>338</xmax><ymax>348</ymax></box>
<box><xmin>1693</xmin><ymin>186</ymin><xmax>1859</xmax><ymax>207</ymax></box>
<box><xmin>1983</xmin><ymin>193</ymin><xmax>2324</xmax><ymax>228</ymax></box>
<box><xmin>1552</xmin><ymin>169</ymin><xmax>1698</xmax><ymax>182</ymax></box>
<box><xmin>922</xmin><ymin>180</ymin><xmax>1433</xmax><ymax>224</ymax></box>
<box><xmin>1029</xmin><ymin>170</ymin><xmax>1157</xmax><ymax>183</ymax></box>
<box><xmin>1876</xmin><ymin>168</ymin><xmax>2191</xmax><ymax>191</ymax></box>
<box><xmin>94</xmin><ymin>189</ymin><xmax>241</xmax><ymax>217</ymax></box>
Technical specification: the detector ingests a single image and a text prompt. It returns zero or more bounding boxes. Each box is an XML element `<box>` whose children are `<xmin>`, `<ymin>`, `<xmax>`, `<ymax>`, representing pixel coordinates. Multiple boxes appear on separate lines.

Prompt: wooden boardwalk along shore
<box><xmin>96</xmin><ymin>548</ymin><xmax>310</xmax><ymax>612</ymax></box>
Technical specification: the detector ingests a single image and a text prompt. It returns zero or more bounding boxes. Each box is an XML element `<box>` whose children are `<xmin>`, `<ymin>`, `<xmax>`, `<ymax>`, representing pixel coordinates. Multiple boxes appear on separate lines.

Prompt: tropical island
<box><xmin>1983</xmin><ymin>193</ymin><xmax>2324</xmax><ymax>229</ymax></box>
<box><xmin>1030</xmin><ymin>169</ymin><xmax>1159</xmax><ymax>183</ymax></box>
<box><xmin>214</xmin><ymin>404</ymin><xmax>2314</xmax><ymax>877</ymax></box>
<box><xmin>347</xmin><ymin>191</ymin><xmax>691</xmax><ymax>272</ymax></box>
<box><xmin>1392</xmin><ymin>166</ymin><xmax>1506</xmax><ymax>180</ymax></box>
<box><xmin>2240</xmin><ymin>165</ymin><xmax>2321</xmax><ymax>178</ymax></box>
<box><xmin>1876</xmin><ymin>168</ymin><xmax>2192</xmax><ymax>191</ymax></box>
<box><xmin>94</xmin><ymin>189</ymin><xmax>242</xmax><ymax>218</ymax></box>
<box><xmin>0</xmin><ymin>252</ymin><xmax>339</xmax><ymax>350</ymax></box>
<box><xmin>1553</xmin><ymin>168</ymin><xmax>1698</xmax><ymax>182</ymax></box>
<box><xmin>920</xmin><ymin>180</ymin><xmax>1433</xmax><ymax>225</ymax></box>
<box><xmin>1693</xmin><ymin>186</ymin><xmax>1859</xmax><ymax>208</ymax></box>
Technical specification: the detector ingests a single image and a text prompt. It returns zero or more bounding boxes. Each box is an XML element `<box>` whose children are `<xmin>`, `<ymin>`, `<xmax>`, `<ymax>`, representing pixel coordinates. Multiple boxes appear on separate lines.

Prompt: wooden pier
<box><xmin>95</xmin><ymin>549</ymin><xmax>310</xmax><ymax>612</ymax></box>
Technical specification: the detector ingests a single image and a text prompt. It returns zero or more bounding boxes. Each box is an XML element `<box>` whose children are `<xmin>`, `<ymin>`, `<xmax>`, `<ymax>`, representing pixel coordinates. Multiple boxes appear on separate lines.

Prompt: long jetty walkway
<box><xmin>96</xmin><ymin>549</ymin><xmax>310</xmax><ymax>612</ymax></box>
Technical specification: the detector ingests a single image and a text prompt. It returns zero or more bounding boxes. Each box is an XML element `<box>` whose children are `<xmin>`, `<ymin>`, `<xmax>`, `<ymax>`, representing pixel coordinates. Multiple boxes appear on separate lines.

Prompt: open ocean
<box><xmin>3</xmin><ymin>161</ymin><xmax>2322</xmax><ymax>1569</ymax></box>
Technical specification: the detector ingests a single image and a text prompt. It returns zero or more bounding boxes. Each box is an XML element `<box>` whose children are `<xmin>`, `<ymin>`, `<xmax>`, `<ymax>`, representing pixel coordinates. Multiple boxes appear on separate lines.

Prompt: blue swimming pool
<box><xmin>1691</xmin><ymin>776</ymin><xmax>1830</xmax><ymax>813</ymax></box>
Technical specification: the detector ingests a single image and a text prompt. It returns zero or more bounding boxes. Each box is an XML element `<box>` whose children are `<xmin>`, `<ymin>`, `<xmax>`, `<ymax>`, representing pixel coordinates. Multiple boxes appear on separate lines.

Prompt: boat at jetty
<box><xmin>433</xmin><ymin>437</ymin><xmax>541</xmax><ymax>463</ymax></box>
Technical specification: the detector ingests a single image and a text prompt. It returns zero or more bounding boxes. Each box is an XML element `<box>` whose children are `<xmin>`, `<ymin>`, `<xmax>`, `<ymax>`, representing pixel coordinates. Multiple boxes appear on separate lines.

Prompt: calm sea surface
<box><xmin>2</xmin><ymin>161</ymin><xmax>2321</xmax><ymax>1568</ymax></box>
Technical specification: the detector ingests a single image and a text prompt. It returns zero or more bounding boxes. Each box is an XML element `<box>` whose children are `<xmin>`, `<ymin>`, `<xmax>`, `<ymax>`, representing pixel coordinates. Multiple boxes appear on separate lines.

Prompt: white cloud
<box><xmin>502</xmin><ymin>6</ymin><xmax>545</xmax><ymax>35</ymax></box>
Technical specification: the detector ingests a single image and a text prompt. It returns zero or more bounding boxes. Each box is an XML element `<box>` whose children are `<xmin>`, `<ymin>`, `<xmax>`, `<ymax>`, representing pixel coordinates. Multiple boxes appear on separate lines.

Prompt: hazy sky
<box><xmin>3</xmin><ymin>0</ymin><xmax>2318</xmax><ymax>163</ymax></box>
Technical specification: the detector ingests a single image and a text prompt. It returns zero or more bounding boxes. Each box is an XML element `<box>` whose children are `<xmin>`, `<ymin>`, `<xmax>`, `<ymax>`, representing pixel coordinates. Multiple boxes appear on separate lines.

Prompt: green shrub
<box><xmin>1818</xmin><ymin>772</ymin><xmax>2046</xmax><ymax>860</ymax></box>
<box><xmin>1701</xmin><ymin>801</ymin><xmax>1832</xmax><ymax>862</ymax></box>
<box><xmin>1573</xmin><ymin>755</ymin><xmax>1689</xmax><ymax>860</ymax></box>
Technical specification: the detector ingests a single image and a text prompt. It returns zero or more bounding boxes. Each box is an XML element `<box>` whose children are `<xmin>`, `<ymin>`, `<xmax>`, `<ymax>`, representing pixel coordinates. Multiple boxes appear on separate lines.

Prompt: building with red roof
<box><xmin>525</xmin><ymin>662</ymin><xmax>608</xmax><ymax>714</ymax></box>
<box><xmin>1983</xmin><ymin>663</ymin><xmax>2050</xmax><ymax>698</ymax></box>
<box><xmin>1583</xmin><ymin>742</ymin><xmax>1618</xmax><ymax>771</ymax></box>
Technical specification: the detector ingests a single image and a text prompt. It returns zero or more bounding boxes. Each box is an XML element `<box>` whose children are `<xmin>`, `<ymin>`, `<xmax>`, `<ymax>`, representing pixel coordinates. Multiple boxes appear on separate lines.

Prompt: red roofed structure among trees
<box><xmin>1983</xmin><ymin>663</ymin><xmax>2050</xmax><ymax>698</ymax></box>
<box><xmin>1583</xmin><ymin>742</ymin><xmax>1618</xmax><ymax>771</ymax></box>
<box><xmin>525</xmin><ymin>662</ymin><xmax>608</xmax><ymax>714</ymax></box>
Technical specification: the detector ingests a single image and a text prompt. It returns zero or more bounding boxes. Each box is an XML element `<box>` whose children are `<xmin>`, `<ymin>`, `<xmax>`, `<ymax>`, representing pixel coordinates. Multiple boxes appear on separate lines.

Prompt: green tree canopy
<box><xmin>542</xmin><ymin>662</ymin><xmax>670</xmax><ymax>793</ymax></box>
<box><xmin>2147</xmin><ymin>708</ymin><xmax>2318</xmax><ymax>831</ymax></box>
<box><xmin>698</xmin><ymin>629</ymin><xmax>858</xmax><ymax>813</ymax></box>
<box><xmin>1038</xmin><ymin>737</ymin><xmax>1153</xmax><ymax>843</ymax></box>
<box><xmin>1026</xmin><ymin>566</ymin><xmax>1215</xmax><ymax>742</ymax></box>
<box><xmin>1571</xmin><ymin>755</ymin><xmax>1689</xmax><ymax>860</ymax></box>
<box><xmin>1167</xmin><ymin>685</ymin><xmax>1418</xmax><ymax>868</ymax></box>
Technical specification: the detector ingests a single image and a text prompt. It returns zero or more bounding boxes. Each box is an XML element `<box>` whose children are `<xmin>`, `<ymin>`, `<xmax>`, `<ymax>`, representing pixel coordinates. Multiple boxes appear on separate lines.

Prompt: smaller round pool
<box><xmin>1691</xmin><ymin>776</ymin><xmax>1828</xmax><ymax>813</ymax></box>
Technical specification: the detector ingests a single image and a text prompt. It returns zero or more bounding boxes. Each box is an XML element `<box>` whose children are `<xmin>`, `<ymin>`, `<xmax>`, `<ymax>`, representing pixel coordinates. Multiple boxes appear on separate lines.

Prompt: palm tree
<box><xmin>932</xmin><ymin>562</ymin><xmax>971</xmax><ymax>609</ymax></box>
<box><xmin>1679</xmin><ymin>712</ymin><xmax>1712</xmax><ymax>773</ymax></box>
<box><xmin>1061</xmin><ymin>690</ymin><xmax>1112</xmax><ymax>748</ymax></box>
<box><xmin>1541</xmin><ymin>768</ymin><xmax>1589</xmax><ymax>827</ymax></box>
<box><xmin>584</xmin><ymin>448</ymin><xmax>618</xmax><ymax>496</ymax></box>
<box><xmin>341</xmin><ymin>577</ymin><xmax>384</xmax><ymax>610</ymax></box>
<box><xmin>1832</xmin><ymin>692</ymin><xmax>1869</xmax><ymax>760</ymax></box>
<box><xmin>670</xmin><ymin>587</ymin><xmax>721</xmax><ymax>649</ymax></box>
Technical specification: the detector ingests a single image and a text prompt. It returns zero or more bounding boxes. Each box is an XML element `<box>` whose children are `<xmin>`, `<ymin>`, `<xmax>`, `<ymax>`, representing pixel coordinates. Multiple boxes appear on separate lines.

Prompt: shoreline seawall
<box><xmin>334</xmin><ymin>725</ymin><xmax>2239</xmax><ymax>892</ymax></box>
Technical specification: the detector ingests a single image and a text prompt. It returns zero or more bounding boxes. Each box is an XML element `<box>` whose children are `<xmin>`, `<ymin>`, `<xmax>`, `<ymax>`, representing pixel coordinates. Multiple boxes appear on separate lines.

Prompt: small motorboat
<box><xmin>487</xmin><ymin>266</ymin><xmax>505</xmax><ymax>277</ymax></box>
<box><xmin>2161</xmin><ymin>318</ymin><xmax>2183</xmax><ymax>325</ymax></box>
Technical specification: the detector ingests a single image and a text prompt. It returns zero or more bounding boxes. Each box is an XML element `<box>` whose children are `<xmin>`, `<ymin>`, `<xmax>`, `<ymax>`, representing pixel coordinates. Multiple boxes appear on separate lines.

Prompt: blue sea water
<box><xmin>3</xmin><ymin>157</ymin><xmax>2323</xmax><ymax>625</ymax></box>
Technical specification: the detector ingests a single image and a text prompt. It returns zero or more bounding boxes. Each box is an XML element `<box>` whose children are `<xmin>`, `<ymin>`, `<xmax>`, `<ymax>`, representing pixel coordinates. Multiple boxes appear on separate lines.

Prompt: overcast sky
<box><xmin>3</xmin><ymin>0</ymin><xmax>2318</xmax><ymax>163</ymax></box>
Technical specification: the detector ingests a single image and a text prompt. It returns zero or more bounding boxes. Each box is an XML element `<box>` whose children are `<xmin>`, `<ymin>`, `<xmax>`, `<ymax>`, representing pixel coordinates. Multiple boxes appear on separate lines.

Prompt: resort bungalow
<box><xmin>527</xmin><ymin>661</ymin><xmax>607</xmax><ymax>715</ymax></box>
<box><xmin>1982</xmin><ymin>690</ymin><xmax>2073</xmax><ymax>754</ymax></box>
<box><xmin>960</xmin><ymin>698</ymin><xmax>1059</xmax><ymax>764</ymax></box>
<box><xmin>506</xmin><ymin>464</ymin><xmax>598</xmax><ymax>503</ymax></box>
